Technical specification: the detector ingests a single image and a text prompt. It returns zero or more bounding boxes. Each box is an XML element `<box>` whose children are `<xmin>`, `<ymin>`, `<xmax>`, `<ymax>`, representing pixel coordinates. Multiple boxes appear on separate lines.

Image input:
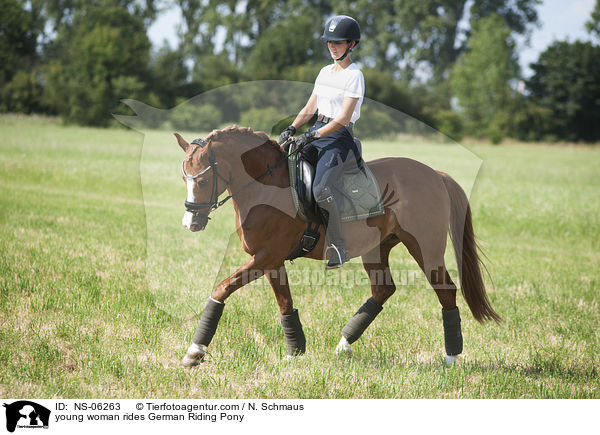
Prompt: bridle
<box><xmin>182</xmin><ymin>136</ymin><xmax>296</xmax><ymax>226</ymax></box>
<box><xmin>182</xmin><ymin>139</ymin><xmax>231</xmax><ymax>225</ymax></box>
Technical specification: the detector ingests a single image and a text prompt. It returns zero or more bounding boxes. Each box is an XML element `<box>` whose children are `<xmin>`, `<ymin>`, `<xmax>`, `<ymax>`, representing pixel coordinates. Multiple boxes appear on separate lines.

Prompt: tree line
<box><xmin>2</xmin><ymin>0</ymin><xmax>600</xmax><ymax>142</ymax></box>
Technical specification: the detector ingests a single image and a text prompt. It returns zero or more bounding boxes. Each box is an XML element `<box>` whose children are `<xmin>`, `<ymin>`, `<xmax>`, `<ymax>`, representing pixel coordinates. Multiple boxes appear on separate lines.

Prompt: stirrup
<box><xmin>326</xmin><ymin>244</ymin><xmax>349</xmax><ymax>269</ymax></box>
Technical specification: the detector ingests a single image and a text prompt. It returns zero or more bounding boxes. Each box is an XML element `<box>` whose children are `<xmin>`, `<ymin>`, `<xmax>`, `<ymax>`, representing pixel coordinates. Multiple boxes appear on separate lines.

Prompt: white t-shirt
<box><xmin>313</xmin><ymin>63</ymin><xmax>365</xmax><ymax>123</ymax></box>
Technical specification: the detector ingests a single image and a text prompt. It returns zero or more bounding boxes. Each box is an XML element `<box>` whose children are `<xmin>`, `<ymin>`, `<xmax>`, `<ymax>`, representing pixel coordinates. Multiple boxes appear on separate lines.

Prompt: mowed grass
<box><xmin>0</xmin><ymin>114</ymin><xmax>598</xmax><ymax>398</ymax></box>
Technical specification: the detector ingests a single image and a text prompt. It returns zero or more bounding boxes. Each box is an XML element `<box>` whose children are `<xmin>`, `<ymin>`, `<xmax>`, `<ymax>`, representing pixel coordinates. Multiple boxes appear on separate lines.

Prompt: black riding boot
<box><xmin>316</xmin><ymin>189</ymin><xmax>349</xmax><ymax>269</ymax></box>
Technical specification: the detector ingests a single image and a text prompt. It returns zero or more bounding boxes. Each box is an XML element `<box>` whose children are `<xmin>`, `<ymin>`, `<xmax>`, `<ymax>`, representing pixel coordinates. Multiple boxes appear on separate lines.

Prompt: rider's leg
<box><xmin>313</xmin><ymin>148</ymin><xmax>349</xmax><ymax>268</ymax></box>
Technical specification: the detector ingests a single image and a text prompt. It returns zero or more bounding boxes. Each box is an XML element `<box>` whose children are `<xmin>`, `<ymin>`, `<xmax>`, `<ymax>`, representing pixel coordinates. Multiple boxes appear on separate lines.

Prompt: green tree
<box><xmin>527</xmin><ymin>41</ymin><xmax>600</xmax><ymax>142</ymax></box>
<box><xmin>450</xmin><ymin>14</ymin><xmax>520</xmax><ymax>143</ymax></box>
<box><xmin>176</xmin><ymin>0</ymin><xmax>330</xmax><ymax>69</ymax></box>
<box><xmin>432</xmin><ymin>109</ymin><xmax>464</xmax><ymax>141</ymax></box>
<box><xmin>245</xmin><ymin>15</ymin><xmax>321</xmax><ymax>79</ymax></box>
<box><xmin>510</xmin><ymin>97</ymin><xmax>557</xmax><ymax>142</ymax></box>
<box><xmin>0</xmin><ymin>0</ymin><xmax>37</xmax><ymax>88</ymax></box>
<box><xmin>244</xmin><ymin>0</ymin><xmax>329</xmax><ymax>40</ymax></box>
<box><xmin>175</xmin><ymin>0</ymin><xmax>218</xmax><ymax>59</ymax></box>
<box><xmin>45</xmin><ymin>4</ymin><xmax>151</xmax><ymax>125</ymax></box>
<box><xmin>239</xmin><ymin>106</ymin><xmax>281</xmax><ymax>133</ymax></box>
<box><xmin>362</xmin><ymin>69</ymin><xmax>421</xmax><ymax>120</ymax></box>
<box><xmin>354</xmin><ymin>108</ymin><xmax>399</xmax><ymax>139</ymax></box>
<box><xmin>331</xmin><ymin>0</ymin><xmax>539</xmax><ymax>81</ymax></box>
<box><xmin>396</xmin><ymin>0</ymin><xmax>469</xmax><ymax>81</ymax></box>
<box><xmin>586</xmin><ymin>0</ymin><xmax>600</xmax><ymax>39</ymax></box>
<box><xmin>149</xmin><ymin>43</ymin><xmax>189</xmax><ymax>108</ymax></box>
<box><xmin>192</xmin><ymin>53</ymin><xmax>240</xmax><ymax>90</ymax></box>
<box><xmin>1</xmin><ymin>70</ymin><xmax>46</xmax><ymax>113</ymax></box>
<box><xmin>171</xmin><ymin>101</ymin><xmax>223</xmax><ymax>131</ymax></box>
<box><xmin>34</xmin><ymin>0</ymin><xmax>159</xmax><ymax>33</ymax></box>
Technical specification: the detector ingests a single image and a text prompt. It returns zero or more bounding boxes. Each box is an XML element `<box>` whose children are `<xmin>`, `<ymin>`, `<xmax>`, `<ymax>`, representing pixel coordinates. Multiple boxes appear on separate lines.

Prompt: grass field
<box><xmin>0</xmin><ymin>114</ymin><xmax>598</xmax><ymax>398</ymax></box>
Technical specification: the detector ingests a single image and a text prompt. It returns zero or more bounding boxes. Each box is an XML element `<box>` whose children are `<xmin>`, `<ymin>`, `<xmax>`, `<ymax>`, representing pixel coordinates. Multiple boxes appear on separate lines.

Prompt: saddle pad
<box><xmin>288</xmin><ymin>142</ymin><xmax>385</xmax><ymax>223</ymax></box>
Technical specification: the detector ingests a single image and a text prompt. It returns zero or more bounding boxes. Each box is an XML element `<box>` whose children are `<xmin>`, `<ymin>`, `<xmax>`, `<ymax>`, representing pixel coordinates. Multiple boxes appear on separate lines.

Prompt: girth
<box><xmin>286</xmin><ymin>221</ymin><xmax>321</xmax><ymax>262</ymax></box>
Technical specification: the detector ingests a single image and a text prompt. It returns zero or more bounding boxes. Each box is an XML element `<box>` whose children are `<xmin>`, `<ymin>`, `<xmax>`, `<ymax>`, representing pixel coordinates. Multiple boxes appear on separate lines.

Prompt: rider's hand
<box><xmin>278</xmin><ymin>125</ymin><xmax>296</xmax><ymax>145</ymax></box>
<box><xmin>294</xmin><ymin>131</ymin><xmax>318</xmax><ymax>150</ymax></box>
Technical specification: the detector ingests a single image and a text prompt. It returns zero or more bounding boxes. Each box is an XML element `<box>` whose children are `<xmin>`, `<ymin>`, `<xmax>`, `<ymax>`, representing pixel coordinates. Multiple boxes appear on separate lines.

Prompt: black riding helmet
<box><xmin>321</xmin><ymin>15</ymin><xmax>361</xmax><ymax>62</ymax></box>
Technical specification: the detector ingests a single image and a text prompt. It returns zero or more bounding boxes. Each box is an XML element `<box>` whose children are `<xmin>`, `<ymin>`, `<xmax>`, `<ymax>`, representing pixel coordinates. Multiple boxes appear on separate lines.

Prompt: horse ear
<box><xmin>174</xmin><ymin>132</ymin><xmax>189</xmax><ymax>152</ymax></box>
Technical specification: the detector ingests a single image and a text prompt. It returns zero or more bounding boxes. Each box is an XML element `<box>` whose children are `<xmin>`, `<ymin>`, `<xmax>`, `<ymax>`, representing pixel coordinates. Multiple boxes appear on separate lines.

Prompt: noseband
<box><xmin>182</xmin><ymin>139</ymin><xmax>231</xmax><ymax>223</ymax></box>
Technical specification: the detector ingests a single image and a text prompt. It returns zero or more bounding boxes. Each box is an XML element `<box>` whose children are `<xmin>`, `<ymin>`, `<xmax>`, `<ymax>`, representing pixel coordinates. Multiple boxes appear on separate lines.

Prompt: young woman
<box><xmin>279</xmin><ymin>15</ymin><xmax>364</xmax><ymax>269</ymax></box>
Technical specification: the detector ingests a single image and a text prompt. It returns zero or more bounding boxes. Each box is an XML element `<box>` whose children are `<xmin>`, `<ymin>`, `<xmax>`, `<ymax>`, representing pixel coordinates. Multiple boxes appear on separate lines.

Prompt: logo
<box><xmin>328</xmin><ymin>19</ymin><xmax>339</xmax><ymax>32</ymax></box>
<box><xmin>3</xmin><ymin>401</ymin><xmax>50</xmax><ymax>433</ymax></box>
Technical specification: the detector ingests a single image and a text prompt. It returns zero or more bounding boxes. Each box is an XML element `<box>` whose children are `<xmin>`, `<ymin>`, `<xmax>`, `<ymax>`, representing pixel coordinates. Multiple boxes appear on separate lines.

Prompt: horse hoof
<box><xmin>335</xmin><ymin>347</ymin><xmax>353</xmax><ymax>356</ymax></box>
<box><xmin>282</xmin><ymin>355</ymin><xmax>295</xmax><ymax>362</ymax></box>
<box><xmin>445</xmin><ymin>355</ymin><xmax>458</xmax><ymax>366</ymax></box>
<box><xmin>182</xmin><ymin>351</ymin><xmax>205</xmax><ymax>367</ymax></box>
<box><xmin>335</xmin><ymin>337</ymin><xmax>353</xmax><ymax>356</ymax></box>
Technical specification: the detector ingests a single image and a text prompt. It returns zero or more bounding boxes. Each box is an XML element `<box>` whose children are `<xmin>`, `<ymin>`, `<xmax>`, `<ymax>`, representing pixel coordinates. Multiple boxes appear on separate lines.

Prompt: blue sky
<box><xmin>519</xmin><ymin>0</ymin><xmax>595</xmax><ymax>75</ymax></box>
<box><xmin>148</xmin><ymin>0</ymin><xmax>596</xmax><ymax>78</ymax></box>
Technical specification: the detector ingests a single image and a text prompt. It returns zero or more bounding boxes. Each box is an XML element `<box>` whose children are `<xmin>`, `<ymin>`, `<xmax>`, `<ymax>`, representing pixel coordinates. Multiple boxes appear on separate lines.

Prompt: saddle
<box><xmin>288</xmin><ymin>137</ymin><xmax>385</xmax><ymax>225</ymax></box>
<box><xmin>285</xmin><ymin>135</ymin><xmax>385</xmax><ymax>262</ymax></box>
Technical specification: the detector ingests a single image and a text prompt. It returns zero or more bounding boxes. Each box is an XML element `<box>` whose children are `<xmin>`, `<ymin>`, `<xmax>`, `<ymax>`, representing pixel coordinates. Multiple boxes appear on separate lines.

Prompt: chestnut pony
<box><xmin>176</xmin><ymin>126</ymin><xmax>500</xmax><ymax>367</ymax></box>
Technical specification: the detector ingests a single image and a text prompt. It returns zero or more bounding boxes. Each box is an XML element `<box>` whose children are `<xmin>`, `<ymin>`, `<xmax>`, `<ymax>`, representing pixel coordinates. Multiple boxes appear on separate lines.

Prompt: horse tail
<box><xmin>440</xmin><ymin>172</ymin><xmax>501</xmax><ymax>324</ymax></box>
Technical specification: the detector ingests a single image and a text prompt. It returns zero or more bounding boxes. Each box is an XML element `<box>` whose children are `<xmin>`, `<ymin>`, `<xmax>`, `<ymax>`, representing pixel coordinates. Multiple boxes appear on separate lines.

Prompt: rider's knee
<box><xmin>314</xmin><ymin>185</ymin><xmax>334</xmax><ymax>204</ymax></box>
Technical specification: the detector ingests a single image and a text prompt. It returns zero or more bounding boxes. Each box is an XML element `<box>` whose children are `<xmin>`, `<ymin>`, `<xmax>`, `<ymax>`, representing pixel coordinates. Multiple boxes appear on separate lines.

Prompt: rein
<box><xmin>182</xmin><ymin>137</ymin><xmax>297</xmax><ymax>220</ymax></box>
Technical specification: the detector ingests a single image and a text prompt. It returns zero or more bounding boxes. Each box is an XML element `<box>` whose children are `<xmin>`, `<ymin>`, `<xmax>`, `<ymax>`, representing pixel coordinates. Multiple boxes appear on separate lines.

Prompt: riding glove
<box><xmin>278</xmin><ymin>125</ymin><xmax>296</xmax><ymax>144</ymax></box>
<box><xmin>294</xmin><ymin>131</ymin><xmax>319</xmax><ymax>150</ymax></box>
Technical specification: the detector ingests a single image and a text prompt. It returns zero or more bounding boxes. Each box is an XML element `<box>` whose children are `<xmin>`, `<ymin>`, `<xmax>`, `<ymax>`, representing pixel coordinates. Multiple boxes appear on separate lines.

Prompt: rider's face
<box><xmin>328</xmin><ymin>40</ymin><xmax>352</xmax><ymax>59</ymax></box>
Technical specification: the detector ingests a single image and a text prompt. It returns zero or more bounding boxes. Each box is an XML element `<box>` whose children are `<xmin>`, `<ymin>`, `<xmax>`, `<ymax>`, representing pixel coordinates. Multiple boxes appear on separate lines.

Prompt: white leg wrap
<box><xmin>335</xmin><ymin>336</ymin><xmax>352</xmax><ymax>355</ymax></box>
<box><xmin>445</xmin><ymin>355</ymin><xmax>458</xmax><ymax>366</ymax></box>
<box><xmin>187</xmin><ymin>343</ymin><xmax>206</xmax><ymax>357</ymax></box>
<box><xmin>182</xmin><ymin>343</ymin><xmax>207</xmax><ymax>367</ymax></box>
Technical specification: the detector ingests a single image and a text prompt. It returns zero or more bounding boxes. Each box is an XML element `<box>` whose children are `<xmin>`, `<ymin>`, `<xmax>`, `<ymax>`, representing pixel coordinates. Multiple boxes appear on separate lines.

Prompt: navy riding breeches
<box><xmin>308</xmin><ymin>121</ymin><xmax>360</xmax><ymax>210</ymax></box>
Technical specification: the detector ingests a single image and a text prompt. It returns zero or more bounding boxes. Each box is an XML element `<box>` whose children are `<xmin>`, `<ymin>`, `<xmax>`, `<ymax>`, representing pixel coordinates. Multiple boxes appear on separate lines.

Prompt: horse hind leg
<box><xmin>430</xmin><ymin>263</ymin><xmax>463</xmax><ymax>366</ymax></box>
<box><xmin>335</xmin><ymin>236</ymin><xmax>399</xmax><ymax>355</ymax></box>
<box><xmin>400</xmin><ymin>228</ymin><xmax>462</xmax><ymax>365</ymax></box>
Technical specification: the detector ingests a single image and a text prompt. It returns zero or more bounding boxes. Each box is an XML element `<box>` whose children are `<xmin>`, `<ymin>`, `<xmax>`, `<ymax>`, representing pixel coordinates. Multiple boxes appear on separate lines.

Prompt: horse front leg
<box><xmin>182</xmin><ymin>253</ymin><xmax>271</xmax><ymax>367</ymax></box>
<box><xmin>265</xmin><ymin>265</ymin><xmax>306</xmax><ymax>359</ymax></box>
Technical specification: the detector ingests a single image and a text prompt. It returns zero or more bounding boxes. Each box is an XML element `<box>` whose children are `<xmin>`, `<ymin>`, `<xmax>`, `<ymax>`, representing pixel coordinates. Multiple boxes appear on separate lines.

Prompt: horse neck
<box><xmin>216</xmin><ymin>135</ymin><xmax>289</xmax><ymax>194</ymax></box>
<box><xmin>212</xmin><ymin>132</ymin><xmax>296</xmax><ymax>230</ymax></box>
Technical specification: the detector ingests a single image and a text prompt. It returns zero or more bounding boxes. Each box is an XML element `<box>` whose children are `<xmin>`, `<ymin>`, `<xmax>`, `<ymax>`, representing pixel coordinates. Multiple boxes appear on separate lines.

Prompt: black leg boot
<box><xmin>316</xmin><ymin>190</ymin><xmax>349</xmax><ymax>269</ymax></box>
<box><xmin>182</xmin><ymin>298</ymin><xmax>225</xmax><ymax>367</ymax></box>
<box><xmin>442</xmin><ymin>307</ymin><xmax>463</xmax><ymax>365</ymax></box>
<box><xmin>280</xmin><ymin>309</ymin><xmax>306</xmax><ymax>357</ymax></box>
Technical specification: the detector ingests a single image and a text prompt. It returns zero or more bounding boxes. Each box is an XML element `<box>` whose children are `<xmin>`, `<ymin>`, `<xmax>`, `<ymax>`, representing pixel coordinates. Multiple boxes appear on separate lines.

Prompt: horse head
<box><xmin>176</xmin><ymin>132</ymin><xmax>231</xmax><ymax>232</ymax></box>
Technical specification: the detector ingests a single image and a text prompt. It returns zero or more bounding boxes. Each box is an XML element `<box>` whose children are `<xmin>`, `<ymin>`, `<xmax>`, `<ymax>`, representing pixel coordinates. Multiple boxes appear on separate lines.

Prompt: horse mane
<box><xmin>206</xmin><ymin>125</ymin><xmax>282</xmax><ymax>154</ymax></box>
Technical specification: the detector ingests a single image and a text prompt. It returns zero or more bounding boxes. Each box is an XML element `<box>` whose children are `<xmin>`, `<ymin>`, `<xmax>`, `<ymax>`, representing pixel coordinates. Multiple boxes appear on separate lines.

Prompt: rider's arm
<box><xmin>315</xmin><ymin>96</ymin><xmax>358</xmax><ymax>137</ymax></box>
<box><xmin>291</xmin><ymin>93</ymin><xmax>318</xmax><ymax>130</ymax></box>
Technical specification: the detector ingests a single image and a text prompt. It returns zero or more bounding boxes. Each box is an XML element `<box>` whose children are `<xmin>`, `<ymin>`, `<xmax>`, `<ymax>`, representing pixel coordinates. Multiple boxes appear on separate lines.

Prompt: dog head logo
<box><xmin>3</xmin><ymin>401</ymin><xmax>51</xmax><ymax>433</ymax></box>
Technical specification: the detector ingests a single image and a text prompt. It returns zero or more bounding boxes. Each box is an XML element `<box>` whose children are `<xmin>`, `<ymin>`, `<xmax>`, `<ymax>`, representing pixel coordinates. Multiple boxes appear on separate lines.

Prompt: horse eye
<box><xmin>198</xmin><ymin>179</ymin><xmax>209</xmax><ymax>186</ymax></box>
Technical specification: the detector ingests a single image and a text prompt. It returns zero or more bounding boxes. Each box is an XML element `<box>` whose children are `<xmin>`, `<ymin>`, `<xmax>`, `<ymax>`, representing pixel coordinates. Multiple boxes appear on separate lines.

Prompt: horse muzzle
<box><xmin>182</xmin><ymin>210</ymin><xmax>210</xmax><ymax>232</ymax></box>
<box><xmin>182</xmin><ymin>200</ymin><xmax>214</xmax><ymax>231</ymax></box>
